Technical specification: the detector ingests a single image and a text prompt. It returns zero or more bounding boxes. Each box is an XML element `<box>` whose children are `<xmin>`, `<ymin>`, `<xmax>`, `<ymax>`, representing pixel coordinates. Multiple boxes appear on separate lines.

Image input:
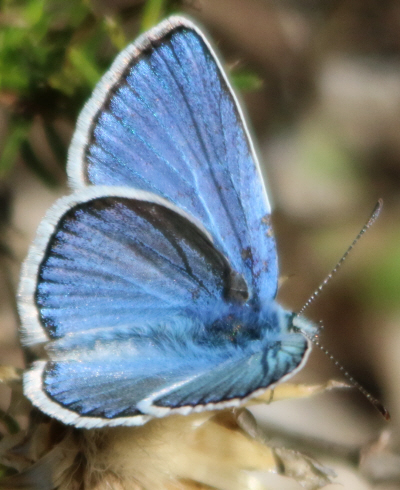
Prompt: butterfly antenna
<box><xmin>295</xmin><ymin>325</ymin><xmax>390</xmax><ymax>420</ymax></box>
<box><xmin>299</xmin><ymin>199</ymin><xmax>383</xmax><ymax>316</ymax></box>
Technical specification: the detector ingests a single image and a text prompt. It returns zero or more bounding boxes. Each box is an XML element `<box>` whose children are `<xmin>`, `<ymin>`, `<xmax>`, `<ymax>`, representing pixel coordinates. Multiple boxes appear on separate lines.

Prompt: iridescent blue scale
<box><xmin>18</xmin><ymin>17</ymin><xmax>316</xmax><ymax>428</ymax></box>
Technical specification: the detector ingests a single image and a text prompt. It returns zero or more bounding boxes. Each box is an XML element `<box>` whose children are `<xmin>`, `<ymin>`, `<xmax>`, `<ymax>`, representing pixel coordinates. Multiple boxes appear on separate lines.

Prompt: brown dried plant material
<box><xmin>251</xmin><ymin>380</ymin><xmax>350</xmax><ymax>405</ymax></box>
<box><xmin>0</xmin><ymin>378</ymin><xmax>342</xmax><ymax>490</ymax></box>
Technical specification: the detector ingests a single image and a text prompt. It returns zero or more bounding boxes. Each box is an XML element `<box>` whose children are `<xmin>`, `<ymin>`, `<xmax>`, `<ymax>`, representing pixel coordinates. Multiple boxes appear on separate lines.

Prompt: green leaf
<box><xmin>141</xmin><ymin>0</ymin><xmax>167</xmax><ymax>32</ymax></box>
<box><xmin>23</xmin><ymin>0</ymin><xmax>46</xmax><ymax>26</ymax></box>
<box><xmin>103</xmin><ymin>16</ymin><xmax>127</xmax><ymax>51</ymax></box>
<box><xmin>230</xmin><ymin>68</ymin><xmax>264</xmax><ymax>92</ymax></box>
<box><xmin>68</xmin><ymin>45</ymin><xmax>103</xmax><ymax>88</ymax></box>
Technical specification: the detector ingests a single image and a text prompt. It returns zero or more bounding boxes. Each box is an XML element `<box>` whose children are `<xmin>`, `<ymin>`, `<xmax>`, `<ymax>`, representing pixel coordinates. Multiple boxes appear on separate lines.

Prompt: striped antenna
<box><xmin>299</xmin><ymin>199</ymin><xmax>383</xmax><ymax>316</ymax></box>
<box><xmin>295</xmin><ymin>325</ymin><xmax>390</xmax><ymax>421</ymax></box>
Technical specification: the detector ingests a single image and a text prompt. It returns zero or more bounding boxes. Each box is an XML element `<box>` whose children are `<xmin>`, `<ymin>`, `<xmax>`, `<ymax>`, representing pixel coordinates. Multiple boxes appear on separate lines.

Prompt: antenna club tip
<box><xmin>374</xmin><ymin>401</ymin><xmax>391</xmax><ymax>421</ymax></box>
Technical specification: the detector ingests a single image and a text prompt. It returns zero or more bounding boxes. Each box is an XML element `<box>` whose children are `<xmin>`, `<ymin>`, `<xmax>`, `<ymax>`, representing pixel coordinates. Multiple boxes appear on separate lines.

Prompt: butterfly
<box><xmin>18</xmin><ymin>16</ymin><xmax>317</xmax><ymax>428</ymax></box>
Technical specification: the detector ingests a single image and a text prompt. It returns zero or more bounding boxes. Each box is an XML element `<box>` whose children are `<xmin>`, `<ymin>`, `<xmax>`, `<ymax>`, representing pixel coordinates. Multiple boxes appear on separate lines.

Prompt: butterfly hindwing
<box><xmin>24</xmin><ymin>296</ymin><xmax>308</xmax><ymax>428</ymax></box>
<box><xmin>140</xmin><ymin>332</ymin><xmax>308</xmax><ymax>417</ymax></box>
<box><xmin>68</xmin><ymin>16</ymin><xmax>278</xmax><ymax>303</ymax></box>
<box><xmin>19</xmin><ymin>187</ymin><xmax>245</xmax><ymax>345</ymax></box>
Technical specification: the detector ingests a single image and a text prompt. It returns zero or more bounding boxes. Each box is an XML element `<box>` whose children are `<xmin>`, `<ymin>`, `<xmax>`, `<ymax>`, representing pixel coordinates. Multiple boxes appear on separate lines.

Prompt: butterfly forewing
<box><xmin>20</xmin><ymin>188</ymin><xmax>239</xmax><ymax>344</ymax></box>
<box><xmin>68</xmin><ymin>17</ymin><xmax>278</xmax><ymax>302</ymax></box>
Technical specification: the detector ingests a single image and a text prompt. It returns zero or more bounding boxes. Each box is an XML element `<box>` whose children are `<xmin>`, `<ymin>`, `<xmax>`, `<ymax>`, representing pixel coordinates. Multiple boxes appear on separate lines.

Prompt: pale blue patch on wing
<box><xmin>42</xmin><ymin>313</ymin><xmax>307</xmax><ymax>419</ymax></box>
<box><xmin>80</xmin><ymin>26</ymin><xmax>277</xmax><ymax>302</ymax></box>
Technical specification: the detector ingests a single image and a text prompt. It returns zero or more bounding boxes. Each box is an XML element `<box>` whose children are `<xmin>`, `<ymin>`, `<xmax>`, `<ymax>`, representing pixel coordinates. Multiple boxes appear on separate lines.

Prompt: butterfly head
<box><xmin>290</xmin><ymin>313</ymin><xmax>319</xmax><ymax>340</ymax></box>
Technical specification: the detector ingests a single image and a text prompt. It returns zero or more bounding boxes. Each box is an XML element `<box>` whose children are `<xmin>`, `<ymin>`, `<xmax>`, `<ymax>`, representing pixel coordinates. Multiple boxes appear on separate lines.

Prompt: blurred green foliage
<box><xmin>230</xmin><ymin>68</ymin><xmax>263</xmax><ymax>92</ymax></box>
<box><xmin>363</xmin><ymin>232</ymin><xmax>400</xmax><ymax>310</ymax></box>
<box><xmin>0</xmin><ymin>0</ymin><xmax>263</xmax><ymax>185</ymax></box>
<box><xmin>141</xmin><ymin>0</ymin><xmax>169</xmax><ymax>32</ymax></box>
<box><xmin>0</xmin><ymin>0</ymin><xmax>124</xmax><ymax>100</ymax></box>
<box><xmin>0</xmin><ymin>0</ymin><xmax>178</xmax><ymax>183</ymax></box>
<box><xmin>0</xmin><ymin>0</ymin><xmax>119</xmax><ymax>183</ymax></box>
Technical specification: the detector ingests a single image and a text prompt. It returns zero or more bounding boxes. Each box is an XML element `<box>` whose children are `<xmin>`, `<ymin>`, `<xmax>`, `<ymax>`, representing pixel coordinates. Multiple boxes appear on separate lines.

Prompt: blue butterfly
<box><xmin>18</xmin><ymin>16</ymin><xmax>317</xmax><ymax>428</ymax></box>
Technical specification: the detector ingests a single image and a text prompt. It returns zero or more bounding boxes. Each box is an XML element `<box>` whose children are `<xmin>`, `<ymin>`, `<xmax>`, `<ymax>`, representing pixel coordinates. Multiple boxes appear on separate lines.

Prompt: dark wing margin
<box><xmin>67</xmin><ymin>16</ymin><xmax>278</xmax><ymax>303</ymax></box>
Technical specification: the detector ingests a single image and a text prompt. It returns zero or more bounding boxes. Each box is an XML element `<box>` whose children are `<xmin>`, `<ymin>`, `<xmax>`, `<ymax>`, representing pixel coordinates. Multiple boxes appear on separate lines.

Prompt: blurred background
<box><xmin>0</xmin><ymin>0</ymin><xmax>399</xmax><ymax>488</ymax></box>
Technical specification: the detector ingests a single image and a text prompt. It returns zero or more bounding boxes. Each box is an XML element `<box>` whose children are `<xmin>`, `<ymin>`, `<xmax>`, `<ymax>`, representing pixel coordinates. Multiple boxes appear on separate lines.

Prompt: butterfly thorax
<box><xmin>201</xmin><ymin>302</ymin><xmax>313</xmax><ymax>350</ymax></box>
